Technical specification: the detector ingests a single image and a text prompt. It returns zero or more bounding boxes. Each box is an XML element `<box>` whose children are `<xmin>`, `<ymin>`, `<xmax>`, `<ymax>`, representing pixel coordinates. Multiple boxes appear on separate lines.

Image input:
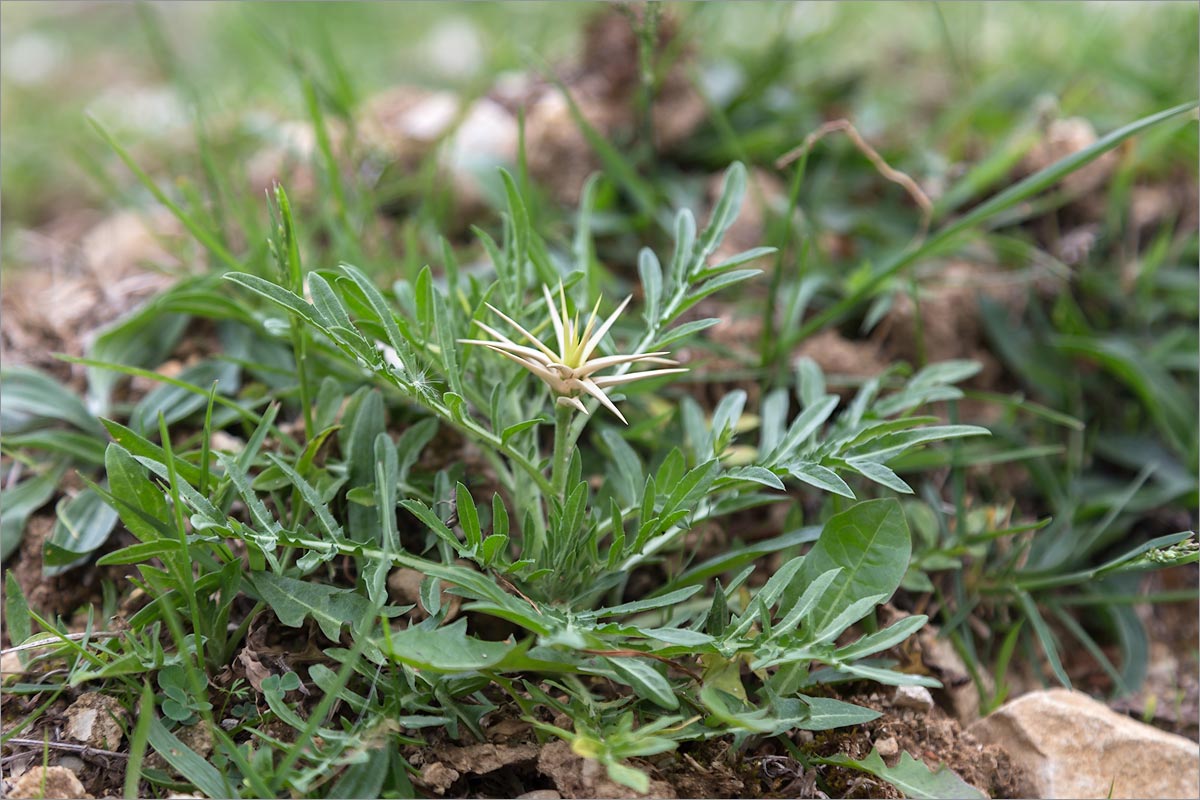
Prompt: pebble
<box><xmin>893</xmin><ymin>685</ymin><xmax>935</xmax><ymax>713</ymax></box>
<box><xmin>874</xmin><ymin>736</ymin><xmax>900</xmax><ymax>758</ymax></box>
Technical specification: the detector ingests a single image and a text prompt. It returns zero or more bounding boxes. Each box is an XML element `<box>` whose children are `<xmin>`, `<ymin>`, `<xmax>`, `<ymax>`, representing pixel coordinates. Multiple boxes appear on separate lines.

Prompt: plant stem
<box><xmin>550</xmin><ymin>402</ymin><xmax>574</xmax><ymax>504</ymax></box>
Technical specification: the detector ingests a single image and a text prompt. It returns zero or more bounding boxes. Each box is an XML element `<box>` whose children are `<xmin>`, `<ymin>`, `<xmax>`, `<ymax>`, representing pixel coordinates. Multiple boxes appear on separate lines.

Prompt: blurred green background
<box><xmin>2</xmin><ymin>1</ymin><xmax>1196</xmax><ymax>244</ymax></box>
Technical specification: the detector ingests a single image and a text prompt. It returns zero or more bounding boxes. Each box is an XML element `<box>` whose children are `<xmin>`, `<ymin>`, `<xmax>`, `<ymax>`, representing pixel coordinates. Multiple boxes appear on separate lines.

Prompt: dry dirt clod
<box><xmin>794</xmin><ymin>328</ymin><xmax>889</xmax><ymax>382</ymax></box>
<box><xmin>970</xmin><ymin>688</ymin><xmax>1200</xmax><ymax>799</ymax></box>
<box><xmin>537</xmin><ymin>740</ymin><xmax>676</xmax><ymax>799</ymax></box>
<box><xmin>64</xmin><ymin>692</ymin><xmax>126</xmax><ymax>751</ymax></box>
<box><xmin>418</xmin><ymin>761</ymin><xmax>461</xmax><ymax>796</ymax></box>
<box><xmin>8</xmin><ymin>766</ymin><xmax>94</xmax><ymax>799</ymax></box>
<box><xmin>430</xmin><ymin>743</ymin><xmax>540</xmax><ymax>775</ymax></box>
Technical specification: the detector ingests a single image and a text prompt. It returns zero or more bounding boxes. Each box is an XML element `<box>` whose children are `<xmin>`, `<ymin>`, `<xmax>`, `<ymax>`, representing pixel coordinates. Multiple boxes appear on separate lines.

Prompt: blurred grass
<box><xmin>2</xmin><ymin>1</ymin><xmax>1195</xmax><ymax>243</ymax></box>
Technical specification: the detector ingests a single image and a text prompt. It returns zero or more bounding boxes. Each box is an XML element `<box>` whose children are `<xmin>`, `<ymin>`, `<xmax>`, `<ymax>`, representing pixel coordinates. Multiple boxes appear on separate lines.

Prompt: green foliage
<box><xmin>1</xmin><ymin>5</ymin><xmax>1196</xmax><ymax>796</ymax></box>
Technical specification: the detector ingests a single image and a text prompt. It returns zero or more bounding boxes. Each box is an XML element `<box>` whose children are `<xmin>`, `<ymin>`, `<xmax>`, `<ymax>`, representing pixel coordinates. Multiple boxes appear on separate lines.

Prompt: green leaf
<box><xmin>601</xmin><ymin>657</ymin><xmax>679</xmax><ymax>710</ymax></box>
<box><xmin>330</xmin><ymin>748</ymin><xmax>390</xmax><ymax>800</ymax></box>
<box><xmin>788</xmin><ymin>462</ymin><xmax>855</xmax><ymax>498</ymax></box>
<box><xmin>102</xmin><ymin>419</ymin><xmax>205</xmax><ymax>488</ymax></box>
<box><xmin>0</xmin><ymin>366</ymin><xmax>105</xmax><ymax>437</ymax></box>
<box><xmin>789</xmin><ymin>695</ymin><xmax>882</xmax><ymax>731</ymax></box>
<box><xmin>148</xmin><ymin>715</ymin><xmax>239</xmax><ymax>799</ymax></box>
<box><xmin>768</xmin><ymin>396</ymin><xmax>839</xmax><ymax>463</ymax></box>
<box><xmin>252</xmin><ymin>572</ymin><xmax>378</xmax><ymax>641</ymax></box>
<box><xmin>382</xmin><ymin>618</ymin><xmax>516</xmax><ymax>672</ymax></box>
<box><xmin>265</xmin><ymin>454</ymin><xmax>345</xmax><ymax>542</ymax></box>
<box><xmin>339</xmin><ymin>263</ymin><xmax>407</xmax><ymax>356</ymax></box>
<box><xmin>456</xmin><ymin>483</ymin><xmax>482</xmax><ymax>549</ymax></box>
<box><xmin>344</xmin><ymin>389</ymin><xmax>385</xmax><ymax>544</ymax></box>
<box><xmin>722</xmin><ymin>466</ymin><xmax>785</xmax><ymax>491</ymax></box>
<box><xmin>845</xmin><ymin>457</ymin><xmax>912</xmax><ymax>494</ymax></box>
<box><xmin>638</xmin><ymin>248</ymin><xmax>663</xmax><ymax>325</ymax></box>
<box><xmin>105</xmin><ymin>444</ymin><xmax>171</xmax><ymax>542</ymax></box>
<box><xmin>44</xmin><ymin>488</ymin><xmax>120</xmax><ymax>575</ymax></box>
<box><xmin>0</xmin><ymin>463</ymin><xmax>65</xmax><ymax>561</ymax></box>
<box><xmin>130</xmin><ymin>360</ymin><xmax>239</xmax><ymax>434</ymax></box>
<box><xmin>817</xmin><ymin>749</ymin><xmax>984</xmax><ymax>800</ymax></box>
<box><xmin>836</xmin><ymin>615</ymin><xmax>929</xmax><ymax>661</ymax></box>
<box><xmin>399</xmin><ymin>499</ymin><xmax>464</xmax><ymax>555</ymax></box>
<box><xmin>653</xmin><ymin>317</ymin><xmax>720</xmax><ymax>350</ymax></box>
<box><xmin>5</xmin><ymin>573</ymin><xmax>32</xmax><ymax>647</ymax></box>
<box><xmin>1</xmin><ymin>430</ymin><xmax>108</xmax><ymax>466</ymax></box>
<box><xmin>783</xmin><ymin>499</ymin><xmax>911</xmax><ymax>633</ymax></box>
<box><xmin>591</xmin><ymin>586</ymin><xmax>703</xmax><ymax>619</ymax></box>
<box><xmin>96</xmin><ymin>540</ymin><xmax>183</xmax><ymax>566</ymax></box>
<box><xmin>226</xmin><ymin>272</ymin><xmax>321</xmax><ymax>323</ymax></box>
<box><xmin>85</xmin><ymin>307</ymin><xmax>191</xmax><ymax>419</ymax></box>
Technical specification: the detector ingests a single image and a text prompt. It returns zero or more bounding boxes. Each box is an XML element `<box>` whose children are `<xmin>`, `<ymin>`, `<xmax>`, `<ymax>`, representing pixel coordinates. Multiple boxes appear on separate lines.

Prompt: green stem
<box><xmin>550</xmin><ymin>402</ymin><xmax>574</xmax><ymax>504</ymax></box>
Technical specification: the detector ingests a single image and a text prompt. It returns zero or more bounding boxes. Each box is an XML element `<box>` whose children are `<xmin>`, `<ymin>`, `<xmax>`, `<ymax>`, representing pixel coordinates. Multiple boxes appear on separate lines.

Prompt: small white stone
<box><xmin>875</xmin><ymin>736</ymin><xmax>900</xmax><ymax>758</ymax></box>
<box><xmin>893</xmin><ymin>685</ymin><xmax>935</xmax><ymax>713</ymax></box>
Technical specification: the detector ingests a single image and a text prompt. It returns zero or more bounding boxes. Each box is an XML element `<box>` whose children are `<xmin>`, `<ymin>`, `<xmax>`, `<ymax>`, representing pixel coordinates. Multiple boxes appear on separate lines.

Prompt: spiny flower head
<box><xmin>460</xmin><ymin>283</ymin><xmax>686</xmax><ymax>424</ymax></box>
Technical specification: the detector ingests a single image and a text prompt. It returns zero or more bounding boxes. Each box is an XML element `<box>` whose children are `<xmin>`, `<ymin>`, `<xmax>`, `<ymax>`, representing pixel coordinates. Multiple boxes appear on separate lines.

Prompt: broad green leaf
<box><xmin>252</xmin><ymin>572</ymin><xmax>379</xmax><ymax>641</ymax></box>
<box><xmin>817</xmin><ymin>749</ymin><xmax>985</xmax><ymax>800</ymax></box>
<box><xmin>783</xmin><ymin>499</ymin><xmax>911</xmax><ymax>632</ymax></box>
<box><xmin>44</xmin><ymin>488</ymin><xmax>120</xmax><ymax>575</ymax></box>
<box><xmin>85</xmin><ymin>304</ymin><xmax>189</xmax><ymax>417</ymax></box>
<box><xmin>0</xmin><ymin>463</ymin><xmax>65</xmax><ymax>561</ymax></box>
<box><xmin>602</xmin><ymin>657</ymin><xmax>678</xmax><ymax>710</ymax></box>
<box><xmin>102</xmin><ymin>419</ymin><xmax>204</xmax><ymax>488</ymax></box>
<box><xmin>105</xmin><ymin>444</ymin><xmax>171</xmax><ymax>542</ymax></box>
<box><xmin>0</xmin><ymin>366</ymin><xmax>105</xmax><ymax>437</ymax></box>
<box><xmin>382</xmin><ymin>618</ymin><xmax>516</xmax><ymax>672</ymax></box>
<box><xmin>1</xmin><ymin>430</ymin><xmax>107</xmax><ymax>466</ymax></box>
<box><xmin>130</xmin><ymin>359</ymin><xmax>240</xmax><ymax>434</ymax></box>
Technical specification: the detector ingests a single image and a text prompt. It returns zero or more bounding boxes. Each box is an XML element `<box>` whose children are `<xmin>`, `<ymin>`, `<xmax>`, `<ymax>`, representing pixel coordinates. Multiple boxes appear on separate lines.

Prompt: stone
<box><xmin>9</xmin><ymin>766</ymin><xmax>93</xmax><ymax>799</ymax></box>
<box><xmin>517</xmin><ymin>792</ymin><xmax>562</xmax><ymax>800</ymax></box>
<box><xmin>969</xmin><ymin>688</ymin><xmax>1200</xmax><ymax>799</ymax></box>
<box><xmin>64</xmin><ymin>692</ymin><xmax>126</xmax><ymax>750</ymax></box>
<box><xmin>874</xmin><ymin>735</ymin><xmax>900</xmax><ymax>758</ymax></box>
<box><xmin>893</xmin><ymin>685</ymin><xmax>935</xmax><ymax>713</ymax></box>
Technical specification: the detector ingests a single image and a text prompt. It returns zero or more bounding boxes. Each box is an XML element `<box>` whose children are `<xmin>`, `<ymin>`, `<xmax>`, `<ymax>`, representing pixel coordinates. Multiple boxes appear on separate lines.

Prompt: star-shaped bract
<box><xmin>460</xmin><ymin>284</ymin><xmax>685</xmax><ymax>424</ymax></box>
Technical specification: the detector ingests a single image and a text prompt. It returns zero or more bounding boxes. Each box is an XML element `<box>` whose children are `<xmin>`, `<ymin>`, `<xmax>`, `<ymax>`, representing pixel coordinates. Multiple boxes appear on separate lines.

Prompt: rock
<box><xmin>874</xmin><ymin>735</ymin><xmax>899</xmax><ymax>758</ymax></box>
<box><xmin>55</xmin><ymin>756</ymin><xmax>85</xmax><ymax>775</ymax></box>
<box><xmin>9</xmin><ymin>766</ymin><xmax>93</xmax><ymax>799</ymax></box>
<box><xmin>517</xmin><ymin>792</ymin><xmax>562</xmax><ymax>800</ymax></box>
<box><xmin>2</xmin><ymin>650</ymin><xmax>25</xmax><ymax>685</ymax></box>
<box><xmin>969</xmin><ymin>688</ymin><xmax>1200</xmax><ymax>799</ymax></box>
<box><xmin>64</xmin><ymin>692</ymin><xmax>126</xmax><ymax>750</ymax></box>
<box><xmin>893</xmin><ymin>685</ymin><xmax>935</xmax><ymax>714</ymax></box>
<box><xmin>917</xmin><ymin>625</ymin><xmax>988</xmax><ymax>726</ymax></box>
